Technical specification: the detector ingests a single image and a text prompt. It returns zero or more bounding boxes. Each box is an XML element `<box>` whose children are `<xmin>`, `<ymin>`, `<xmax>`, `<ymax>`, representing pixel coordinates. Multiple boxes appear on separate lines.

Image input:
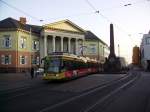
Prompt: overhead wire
<box><xmin>0</xmin><ymin>0</ymin><xmax>43</xmax><ymax>22</ymax></box>
<box><xmin>85</xmin><ymin>0</ymin><xmax>112</xmax><ymax>23</ymax></box>
<box><xmin>84</xmin><ymin>0</ymin><xmax>149</xmax><ymax>26</ymax></box>
<box><xmin>42</xmin><ymin>11</ymin><xmax>97</xmax><ymax>23</ymax></box>
<box><xmin>84</xmin><ymin>0</ymin><xmax>134</xmax><ymax>37</ymax></box>
<box><xmin>0</xmin><ymin>0</ymin><xmax>149</xmax><ymax>34</ymax></box>
<box><xmin>0</xmin><ymin>0</ymin><xmax>99</xmax><ymax>24</ymax></box>
<box><xmin>100</xmin><ymin>0</ymin><xmax>146</xmax><ymax>11</ymax></box>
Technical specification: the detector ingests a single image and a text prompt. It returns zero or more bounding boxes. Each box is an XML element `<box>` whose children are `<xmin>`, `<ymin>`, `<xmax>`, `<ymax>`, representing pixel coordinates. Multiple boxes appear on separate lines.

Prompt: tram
<box><xmin>42</xmin><ymin>52</ymin><xmax>100</xmax><ymax>80</ymax></box>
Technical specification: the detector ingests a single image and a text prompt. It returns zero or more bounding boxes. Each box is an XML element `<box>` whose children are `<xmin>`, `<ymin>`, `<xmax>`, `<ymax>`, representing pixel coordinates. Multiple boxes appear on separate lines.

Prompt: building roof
<box><xmin>0</xmin><ymin>17</ymin><xmax>42</xmax><ymax>34</ymax></box>
<box><xmin>85</xmin><ymin>31</ymin><xmax>108</xmax><ymax>46</ymax></box>
<box><xmin>43</xmin><ymin>19</ymin><xmax>85</xmax><ymax>34</ymax></box>
<box><xmin>0</xmin><ymin>17</ymin><xmax>108</xmax><ymax>47</ymax></box>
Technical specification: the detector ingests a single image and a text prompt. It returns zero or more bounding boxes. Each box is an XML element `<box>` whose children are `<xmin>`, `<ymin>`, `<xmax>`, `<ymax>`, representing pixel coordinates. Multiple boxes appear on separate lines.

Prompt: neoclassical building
<box><xmin>40</xmin><ymin>19</ymin><xmax>85</xmax><ymax>60</ymax></box>
<box><xmin>0</xmin><ymin>17</ymin><xmax>109</xmax><ymax>72</ymax></box>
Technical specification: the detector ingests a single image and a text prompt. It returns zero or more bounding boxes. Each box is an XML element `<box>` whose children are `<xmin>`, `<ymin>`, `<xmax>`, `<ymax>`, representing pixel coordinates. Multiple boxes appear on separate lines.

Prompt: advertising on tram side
<box><xmin>42</xmin><ymin>52</ymin><xmax>100</xmax><ymax>81</ymax></box>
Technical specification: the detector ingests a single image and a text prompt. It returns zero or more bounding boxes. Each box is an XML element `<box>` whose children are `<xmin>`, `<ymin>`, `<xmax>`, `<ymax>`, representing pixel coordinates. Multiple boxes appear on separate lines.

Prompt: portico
<box><xmin>40</xmin><ymin>19</ymin><xmax>85</xmax><ymax>60</ymax></box>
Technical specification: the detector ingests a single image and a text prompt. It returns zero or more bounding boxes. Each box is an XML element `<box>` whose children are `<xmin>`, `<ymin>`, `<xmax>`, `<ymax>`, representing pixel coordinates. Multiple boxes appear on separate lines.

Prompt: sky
<box><xmin>0</xmin><ymin>0</ymin><xmax>150</xmax><ymax>63</ymax></box>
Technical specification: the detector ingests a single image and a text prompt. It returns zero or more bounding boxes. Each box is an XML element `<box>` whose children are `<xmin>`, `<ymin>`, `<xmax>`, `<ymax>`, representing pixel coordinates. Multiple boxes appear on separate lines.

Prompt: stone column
<box><xmin>61</xmin><ymin>37</ymin><xmax>64</xmax><ymax>52</ymax></box>
<box><xmin>68</xmin><ymin>38</ymin><xmax>71</xmax><ymax>53</ymax></box>
<box><xmin>44</xmin><ymin>35</ymin><xmax>47</xmax><ymax>56</ymax></box>
<box><xmin>53</xmin><ymin>36</ymin><xmax>55</xmax><ymax>52</ymax></box>
<box><xmin>75</xmin><ymin>38</ymin><xmax>78</xmax><ymax>55</ymax></box>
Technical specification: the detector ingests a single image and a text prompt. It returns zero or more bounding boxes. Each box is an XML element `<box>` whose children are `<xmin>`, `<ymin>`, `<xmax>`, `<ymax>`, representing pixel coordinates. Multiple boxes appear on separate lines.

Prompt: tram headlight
<box><xmin>56</xmin><ymin>74</ymin><xmax>59</xmax><ymax>77</ymax></box>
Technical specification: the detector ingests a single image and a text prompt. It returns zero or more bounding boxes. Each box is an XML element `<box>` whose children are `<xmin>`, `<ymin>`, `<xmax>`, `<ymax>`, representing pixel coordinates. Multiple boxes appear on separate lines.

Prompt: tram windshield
<box><xmin>45</xmin><ymin>58</ymin><xmax>61</xmax><ymax>73</ymax></box>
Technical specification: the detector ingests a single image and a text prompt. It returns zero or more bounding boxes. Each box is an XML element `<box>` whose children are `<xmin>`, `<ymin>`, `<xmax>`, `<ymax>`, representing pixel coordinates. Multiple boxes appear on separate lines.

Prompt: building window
<box><xmin>31</xmin><ymin>56</ymin><xmax>39</xmax><ymax>65</ymax></box>
<box><xmin>141</xmin><ymin>49</ymin><xmax>144</xmax><ymax>58</ymax></box>
<box><xmin>20</xmin><ymin>37</ymin><xmax>26</xmax><ymax>48</ymax></box>
<box><xmin>20</xmin><ymin>56</ymin><xmax>27</xmax><ymax>64</ymax></box>
<box><xmin>146</xmin><ymin>37</ymin><xmax>150</xmax><ymax>45</ymax></box>
<box><xmin>3</xmin><ymin>35</ymin><xmax>12</xmax><ymax>48</ymax></box>
<box><xmin>32</xmin><ymin>40</ymin><xmax>39</xmax><ymax>50</ymax></box>
<box><xmin>31</xmin><ymin>56</ymin><xmax>36</xmax><ymax>64</ymax></box>
<box><xmin>1</xmin><ymin>55</ymin><xmax>11</xmax><ymax>64</ymax></box>
<box><xmin>89</xmin><ymin>44</ymin><xmax>96</xmax><ymax>54</ymax></box>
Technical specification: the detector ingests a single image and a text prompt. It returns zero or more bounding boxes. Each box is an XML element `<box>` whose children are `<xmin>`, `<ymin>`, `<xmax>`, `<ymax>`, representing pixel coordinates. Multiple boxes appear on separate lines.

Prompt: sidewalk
<box><xmin>0</xmin><ymin>72</ymin><xmax>43</xmax><ymax>92</ymax></box>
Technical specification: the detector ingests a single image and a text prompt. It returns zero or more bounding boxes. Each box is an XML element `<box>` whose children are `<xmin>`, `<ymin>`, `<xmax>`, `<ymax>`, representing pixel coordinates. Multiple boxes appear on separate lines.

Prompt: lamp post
<box><xmin>79</xmin><ymin>46</ymin><xmax>87</xmax><ymax>56</ymax></box>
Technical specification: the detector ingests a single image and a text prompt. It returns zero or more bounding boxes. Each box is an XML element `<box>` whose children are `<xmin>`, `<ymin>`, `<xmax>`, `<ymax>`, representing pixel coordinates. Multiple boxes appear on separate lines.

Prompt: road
<box><xmin>102</xmin><ymin>71</ymin><xmax>150</xmax><ymax>112</ymax></box>
<box><xmin>1</xmin><ymin>71</ymin><xmax>150</xmax><ymax>112</ymax></box>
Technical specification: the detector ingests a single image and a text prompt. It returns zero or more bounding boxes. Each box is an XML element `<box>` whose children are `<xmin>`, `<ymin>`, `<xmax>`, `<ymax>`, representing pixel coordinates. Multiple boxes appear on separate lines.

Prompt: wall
<box><xmin>0</xmin><ymin>30</ymin><xmax>40</xmax><ymax>72</ymax></box>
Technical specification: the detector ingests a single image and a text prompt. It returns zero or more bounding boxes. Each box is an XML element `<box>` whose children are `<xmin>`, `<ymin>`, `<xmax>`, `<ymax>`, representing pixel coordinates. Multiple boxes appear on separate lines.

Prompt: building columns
<box><xmin>68</xmin><ymin>38</ymin><xmax>71</xmax><ymax>53</ymax></box>
<box><xmin>75</xmin><ymin>38</ymin><xmax>78</xmax><ymax>55</ymax></box>
<box><xmin>44</xmin><ymin>35</ymin><xmax>84</xmax><ymax>55</ymax></box>
<box><xmin>61</xmin><ymin>37</ymin><xmax>64</xmax><ymax>52</ymax></box>
<box><xmin>52</xmin><ymin>36</ymin><xmax>55</xmax><ymax>52</ymax></box>
<box><xmin>44</xmin><ymin>35</ymin><xmax>47</xmax><ymax>56</ymax></box>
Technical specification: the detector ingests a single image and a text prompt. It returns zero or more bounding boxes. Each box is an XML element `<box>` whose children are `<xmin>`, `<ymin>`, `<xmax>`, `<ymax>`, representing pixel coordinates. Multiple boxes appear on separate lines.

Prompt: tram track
<box><xmin>39</xmin><ymin>71</ymin><xmax>140</xmax><ymax>112</ymax></box>
<box><xmin>1</xmin><ymin>72</ymin><xmax>139</xmax><ymax>112</ymax></box>
<box><xmin>0</xmin><ymin>84</ymin><xmax>35</xmax><ymax>95</ymax></box>
<box><xmin>83</xmin><ymin>73</ymin><xmax>139</xmax><ymax>112</ymax></box>
<box><xmin>0</xmin><ymin>74</ymin><xmax>125</xmax><ymax>102</ymax></box>
<box><xmin>0</xmin><ymin>82</ymin><xmax>58</xmax><ymax>101</ymax></box>
<box><xmin>0</xmin><ymin>74</ymin><xmax>126</xmax><ymax>102</ymax></box>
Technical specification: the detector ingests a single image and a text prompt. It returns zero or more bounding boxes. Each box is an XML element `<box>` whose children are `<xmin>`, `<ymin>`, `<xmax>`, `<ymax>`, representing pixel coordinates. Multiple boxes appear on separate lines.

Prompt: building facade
<box><xmin>140</xmin><ymin>32</ymin><xmax>150</xmax><ymax>70</ymax></box>
<box><xmin>40</xmin><ymin>20</ymin><xmax>85</xmax><ymax>60</ymax></box>
<box><xmin>0</xmin><ymin>17</ymin><xmax>109</xmax><ymax>72</ymax></box>
<box><xmin>84</xmin><ymin>31</ymin><xmax>109</xmax><ymax>63</ymax></box>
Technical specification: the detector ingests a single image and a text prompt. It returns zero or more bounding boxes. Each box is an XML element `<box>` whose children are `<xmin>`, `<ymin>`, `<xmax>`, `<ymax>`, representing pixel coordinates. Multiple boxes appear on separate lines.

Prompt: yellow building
<box><xmin>0</xmin><ymin>17</ymin><xmax>109</xmax><ymax>72</ymax></box>
<box><xmin>84</xmin><ymin>31</ymin><xmax>109</xmax><ymax>63</ymax></box>
<box><xmin>0</xmin><ymin>17</ymin><xmax>41</xmax><ymax>72</ymax></box>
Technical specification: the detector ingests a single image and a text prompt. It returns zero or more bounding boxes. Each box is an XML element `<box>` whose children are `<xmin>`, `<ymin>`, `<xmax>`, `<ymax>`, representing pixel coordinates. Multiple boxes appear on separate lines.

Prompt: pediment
<box><xmin>43</xmin><ymin>20</ymin><xmax>85</xmax><ymax>33</ymax></box>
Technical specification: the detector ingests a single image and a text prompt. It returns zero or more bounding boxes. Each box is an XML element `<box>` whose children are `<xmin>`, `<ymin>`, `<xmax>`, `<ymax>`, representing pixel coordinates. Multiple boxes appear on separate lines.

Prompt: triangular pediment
<box><xmin>43</xmin><ymin>19</ymin><xmax>85</xmax><ymax>33</ymax></box>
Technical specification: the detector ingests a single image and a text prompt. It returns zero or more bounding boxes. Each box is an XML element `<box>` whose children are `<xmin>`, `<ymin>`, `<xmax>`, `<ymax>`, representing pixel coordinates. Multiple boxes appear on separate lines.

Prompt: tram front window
<box><xmin>48</xmin><ymin>66</ymin><xmax>59</xmax><ymax>73</ymax></box>
<box><xmin>47</xmin><ymin>59</ymin><xmax>60</xmax><ymax>73</ymax></box>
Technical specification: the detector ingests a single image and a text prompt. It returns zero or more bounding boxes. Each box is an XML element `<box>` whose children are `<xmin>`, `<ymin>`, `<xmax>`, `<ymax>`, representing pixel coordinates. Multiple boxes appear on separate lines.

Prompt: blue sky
<box><xmin>0</xmin><ymin>0</ymin><xmax>150</xmax><ymax>63</ymax></box>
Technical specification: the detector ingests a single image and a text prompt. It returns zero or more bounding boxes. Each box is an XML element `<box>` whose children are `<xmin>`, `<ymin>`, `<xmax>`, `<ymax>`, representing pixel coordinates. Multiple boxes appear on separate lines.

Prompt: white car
<box><xmin>35</xmin><ymin>68</ymin><xmax>44</xmax><ymax>75</ymax></box>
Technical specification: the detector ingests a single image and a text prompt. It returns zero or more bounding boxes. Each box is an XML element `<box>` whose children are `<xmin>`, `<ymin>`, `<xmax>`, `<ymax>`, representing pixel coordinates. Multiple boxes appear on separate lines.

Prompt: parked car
<box><xmin>35</xmin><ymin>68</ymin><xmax>44</xmax><ymax>76</ymax></box>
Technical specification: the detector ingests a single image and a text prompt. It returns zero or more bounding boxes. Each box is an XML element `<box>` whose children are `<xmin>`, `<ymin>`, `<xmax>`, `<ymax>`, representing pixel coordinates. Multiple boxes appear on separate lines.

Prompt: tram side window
<box><xmin>78</xmin><ymin>62</ymin><xmax>82</xmax><ymax>69</ymax></box>
<box><xmin>70</xmin><ymin>61</ymin><xmax>81</xmax><ymax>70</ymax></box>
<box><xmin>62</xmin><ymin>60</ymin><xmax>88</xmax><ymax>70</ymax></box>
<box><xmin>72</xmin><ymin>61</ymin><xmax>76</xmax><ymax>69</ymax></box>
<box><xmin>84</xmin><ymin>62</ymin><xmax>88</xmax><ymax>69</ymax></box>
<box><xmin>88</xmin><ymin>63</ymin><xmax>92</xmax><ymax>68</ymax></box>
<box><xmin>62</xmin><ymin>60</ymin><xmax>74</xmax><ymax>71</ymax></box>
<box><xmin>62</xmin><ymin>60</ymin><xmax>68</xmax><ymax>71</ymax></box>
<box><xmin>71</xmin><ymin>61</ymin><xmax>79</xmax><ymax>70</ymax></box>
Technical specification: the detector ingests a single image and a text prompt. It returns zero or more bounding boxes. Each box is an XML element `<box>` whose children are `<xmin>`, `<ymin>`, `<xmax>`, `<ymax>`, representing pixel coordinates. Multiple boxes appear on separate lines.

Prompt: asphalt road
<box><xmin>0</xmin><ymin>73</ymin><xmax>125</xmax><ymax>112</ymax></box>
<box><xmin>2</xmin><ymin>71</ymin><xmax>150</xmax><ymax>112</ymax></box>
<box><xmin>102</xmin><ymin>71</ymin><xmax>150</xmax><ymax>112</ymax></box>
